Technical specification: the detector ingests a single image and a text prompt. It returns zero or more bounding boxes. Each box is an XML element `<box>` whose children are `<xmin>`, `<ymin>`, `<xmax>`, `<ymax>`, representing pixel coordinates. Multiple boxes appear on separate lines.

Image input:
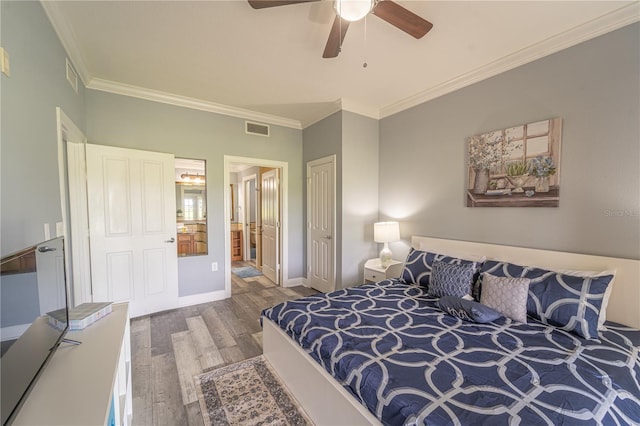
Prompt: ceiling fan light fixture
<box><xmin>334</xmin><ymin>0</ymin><xmax>374</xmax><ymax>22</ymax></box>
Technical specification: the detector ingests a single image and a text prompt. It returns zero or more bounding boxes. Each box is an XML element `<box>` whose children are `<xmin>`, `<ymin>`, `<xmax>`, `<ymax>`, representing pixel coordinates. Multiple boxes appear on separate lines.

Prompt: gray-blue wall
<box><xmin>341</xmin><ymin>111</ymin><xmax>379</xmax><ymax>286</ymax></box>
<box><xmin>85</xmin><ymin>90</ymin><xmax>304</xmax><ymax>296</ymax></box>
<box><xmin>1</xmin><ymin>1</ymin><xmax>86</xmax><ymax>256</ymax></box>
<box><xmin>302</xmin><ymin>112</ymin><xmax>344</xmax><ymax>285</ymax></box>
<box><xmin>379</xmin><ymin>23</ymin><xmax>640</xmax><ymax>261</ymax></box>
<box><xmin>302</xmin><ymin>111</ymin><xmax>379</xmax><ymax>288</ymax></box>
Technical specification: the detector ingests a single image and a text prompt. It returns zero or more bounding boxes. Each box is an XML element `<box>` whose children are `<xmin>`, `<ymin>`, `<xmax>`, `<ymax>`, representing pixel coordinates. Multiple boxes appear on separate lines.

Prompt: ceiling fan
<box><xmin>248</xmin><ymin>0</ymin><xmax>433</xmax><ymax>58</ymax></box>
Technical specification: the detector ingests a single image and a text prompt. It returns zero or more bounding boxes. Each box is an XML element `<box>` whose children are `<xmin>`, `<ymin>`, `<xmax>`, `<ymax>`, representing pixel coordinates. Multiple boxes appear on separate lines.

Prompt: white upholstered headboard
<box><xmin>411</xmin><ymin>236</ymin><xmax>640</xmax><ymax>329</ymax></box>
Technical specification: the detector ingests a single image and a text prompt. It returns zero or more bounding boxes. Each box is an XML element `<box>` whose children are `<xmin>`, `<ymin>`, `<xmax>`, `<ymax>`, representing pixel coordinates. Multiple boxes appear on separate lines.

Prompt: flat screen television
<box><xmin>0</xmin><ymin>237</ymin><xmax>69</xmax><ymax>425</ymax></box>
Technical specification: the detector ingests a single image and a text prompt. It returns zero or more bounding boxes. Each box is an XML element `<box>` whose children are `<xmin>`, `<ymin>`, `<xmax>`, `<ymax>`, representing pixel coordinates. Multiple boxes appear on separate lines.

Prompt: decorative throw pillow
<box><xmin>401</xmin><ymin>248</ymin><xmax>483</xmax><ymax>290</ymax></box>
<box><xmin>437</xmin><ymin>295</ymin><xmax>503</xmax><ymax>323</ymax></box>
<box><xmin>480</xmin><ymin>273</ymin><xmax>530</xmax><ymax>323</ymax></box>
<box><xmin>428</xmin><ymin>261</ymin><xmax>476</xmax><ymax>298</ymax></box>
<box><xmin>480</xmin><ymin>261</ymin><xmax>614</xmax><ymax>340</ymax></box>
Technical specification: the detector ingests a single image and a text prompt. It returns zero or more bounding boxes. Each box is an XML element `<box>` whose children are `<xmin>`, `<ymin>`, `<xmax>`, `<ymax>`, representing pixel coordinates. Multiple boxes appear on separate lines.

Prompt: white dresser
<box><xmin>13</xmin><ymin>303</ymin><xmax>131</xmax><ymax>426</ymax></box>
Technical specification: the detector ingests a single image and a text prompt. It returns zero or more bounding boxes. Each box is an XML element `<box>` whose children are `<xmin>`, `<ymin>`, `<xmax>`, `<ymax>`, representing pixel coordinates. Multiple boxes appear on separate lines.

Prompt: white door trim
<box><xmin>56</xmin><ymin>108</ymin><xmax>91</xmax><ymax>307</ymax></box>
<box><xmin>224</xmin><ymin>156</ymin><xmax>288</xmax><ymax>295</ymax></box>
<box><xmin>306</xmin><ymin>155</ymin><xmax>337</xmax><ymax>292</ymax></box>
<box><xmin>242</xmin><ymin>174</ymin><xmax>257</xmax><ymax>261</ymax></box>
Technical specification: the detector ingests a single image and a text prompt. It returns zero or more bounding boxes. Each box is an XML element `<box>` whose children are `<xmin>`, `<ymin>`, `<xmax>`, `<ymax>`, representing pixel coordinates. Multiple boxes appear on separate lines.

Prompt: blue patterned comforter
<box><xmin>261</xmin><ymin>279</ymin><xmax>640</xmax><ymax>425</ymax></box>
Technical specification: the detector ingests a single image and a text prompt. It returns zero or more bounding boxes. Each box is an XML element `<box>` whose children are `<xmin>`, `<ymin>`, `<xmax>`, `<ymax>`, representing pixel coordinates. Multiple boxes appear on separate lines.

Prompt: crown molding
<box><xmin>299</xmin><ymin>100</ymin><xmax>343</xmax><ymax>129</ymax></box>
<box><xmin>87</xmin><ymin>78</ymin><xmax>303</xmax><ymax>130</ymax></box>
<box><xmin>40</xmin><ymin>1</ymin><xmax>91</xmax><ymax>86</ymax></box>
<box><xmin>380</xmin><ymin>2</ymin><xmax>640</xmax><ymax>119</ymax></box>
<box><xmin>340</xmin><ymin>99</ymin><xmax>380</xmax><ymax>121</ymax></box>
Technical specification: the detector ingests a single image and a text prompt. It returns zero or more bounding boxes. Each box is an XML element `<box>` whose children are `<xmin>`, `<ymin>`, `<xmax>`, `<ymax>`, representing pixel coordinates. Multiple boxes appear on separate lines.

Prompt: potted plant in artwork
<box><xmin>529</xmin><ymin>156</ymin><xmax>556</xmax><ymax>193</ymax></box>
<box><xmin>506</xmin><ymin>161</ymin><xmax>530</xmax><ymax>193</ymax></box>
<box><xmin>468</xmin><ymin>134</ymin><xmax>505</xmax><ymax>194</ymax></box>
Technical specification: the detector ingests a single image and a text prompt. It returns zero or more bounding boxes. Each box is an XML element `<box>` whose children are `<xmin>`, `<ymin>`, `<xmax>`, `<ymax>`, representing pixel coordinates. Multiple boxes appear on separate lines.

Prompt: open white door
<box><xmin>261</xmin><ymin>169</ymin><xmax>279</xmax><ymax>285</ymax></box>
<box><xmin>86</xmin><ymin>144</ymin><xmax>178</xmax><ymax>317</ymax></box>
<box><xmin>307</xmin><ymin>156</ymin><xmax>336</xmax><ymax>293</ymax></box>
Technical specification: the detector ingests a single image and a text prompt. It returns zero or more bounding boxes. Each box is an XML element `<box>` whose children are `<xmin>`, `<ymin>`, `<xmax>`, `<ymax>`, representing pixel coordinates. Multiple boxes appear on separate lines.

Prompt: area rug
<box><xmin>195</xmin><ymin>355</ymin><xmax>312</xmax><ymax>426</ymax></box>
<box><xmin>231</xmin><ymin>266</ymin><xmax>263</xmax><ymax>278</ymax></box>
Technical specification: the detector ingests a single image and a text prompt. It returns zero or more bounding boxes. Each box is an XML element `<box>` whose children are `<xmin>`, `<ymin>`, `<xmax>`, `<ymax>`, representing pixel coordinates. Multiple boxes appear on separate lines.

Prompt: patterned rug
<box><xmin>231</xmin><ymin>266</ymin><xmax>263</xmax><ymax>278</ymax></box>
<box><xmin>195</xmin><ymin>356</ymin><xmax>312</xmax><ymax>426</ymax></box>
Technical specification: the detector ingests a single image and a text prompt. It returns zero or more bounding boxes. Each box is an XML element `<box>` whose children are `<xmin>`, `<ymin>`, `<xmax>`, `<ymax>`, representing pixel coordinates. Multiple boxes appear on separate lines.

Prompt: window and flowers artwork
<box><xmin>466</xmin><ymin>117</ymin><xmax>562</xmax><ymax>207</ymax></box>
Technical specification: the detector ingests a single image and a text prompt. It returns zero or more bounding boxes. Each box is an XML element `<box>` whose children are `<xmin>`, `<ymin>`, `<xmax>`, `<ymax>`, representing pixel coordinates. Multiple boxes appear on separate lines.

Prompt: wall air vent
<box><xmin>245</xmin><ymin>121</ymin><xmax>270</xmax><ymax>137</ymax></box>
<box><xmin>66</xmin><ymin>58</ymin><xmax>78</xmax><ymax>94</ymax></box>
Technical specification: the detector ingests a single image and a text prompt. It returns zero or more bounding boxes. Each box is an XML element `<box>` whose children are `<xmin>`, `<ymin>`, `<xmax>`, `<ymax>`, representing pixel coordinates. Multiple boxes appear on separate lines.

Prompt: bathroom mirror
<box><xmin>175</xmin><ymin>158</ymin><xmax>207</xmax><ymax>257</ymax></box>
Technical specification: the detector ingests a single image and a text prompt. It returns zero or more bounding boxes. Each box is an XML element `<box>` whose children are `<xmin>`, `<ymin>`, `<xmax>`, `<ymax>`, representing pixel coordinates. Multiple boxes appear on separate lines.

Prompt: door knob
<box><xmin>324</xmin><ymin>235</ymin><xmax>332</xmax><ymax>240</ymax></box>
<box><xmin>165</xmin><ymin>237</ymin><xmax>175</xmax><ymax>243</ymax></box>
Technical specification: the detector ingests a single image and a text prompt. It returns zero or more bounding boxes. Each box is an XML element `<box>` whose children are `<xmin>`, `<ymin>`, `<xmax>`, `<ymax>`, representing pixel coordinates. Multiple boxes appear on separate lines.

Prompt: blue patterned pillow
<box><xmin>437</xmin><ymin>295</ymin><xmax>503</xmax><ymax>323</ymax></box>
<box><xmin>401</xmin><ymin>248</ymin><xmax>482</xmax><ymax>289</ymax></box>
<box><xmin>428</xmin><ymin>261</ymin><xmax>475</xmax><ymax>298</ymax></box>
<box><xmin>479</xmin><ymin>260</ymin><xmax>614</xmax><ymax>340</ymax></box>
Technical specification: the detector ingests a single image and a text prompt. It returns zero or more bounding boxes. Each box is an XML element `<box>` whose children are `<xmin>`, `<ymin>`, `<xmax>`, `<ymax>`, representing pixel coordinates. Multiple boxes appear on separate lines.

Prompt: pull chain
<box><xmin>363</xmin><ymin>15</ymin><xmax>368</xmax><ymax>68</ymax></box>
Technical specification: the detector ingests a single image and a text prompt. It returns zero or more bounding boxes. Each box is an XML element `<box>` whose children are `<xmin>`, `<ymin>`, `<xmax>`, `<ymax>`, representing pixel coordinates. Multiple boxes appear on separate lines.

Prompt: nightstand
<box><xmin>363</xmin><ymin>258</ymin><xmax>404</xmax><ymax>284</ymax></box>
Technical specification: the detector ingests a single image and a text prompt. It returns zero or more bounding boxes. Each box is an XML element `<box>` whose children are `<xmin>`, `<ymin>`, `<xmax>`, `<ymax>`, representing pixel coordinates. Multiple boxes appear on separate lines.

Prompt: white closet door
<box><xmin>307</xmin><ymin>156</ymin><xmax>335</xmax><ymax>293</ymax></box>
<box><xmin>86</xmin><ymin>144</ymin><xmax>178</xmax><ymax>317</ymax></box>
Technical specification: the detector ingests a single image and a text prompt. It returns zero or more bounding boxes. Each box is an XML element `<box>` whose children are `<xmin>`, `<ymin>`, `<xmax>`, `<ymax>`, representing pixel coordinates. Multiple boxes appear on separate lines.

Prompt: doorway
<box><xmin>224</xmin><ymin>156</ymin><xmax>288</xmax><ymax>297</ymax></box>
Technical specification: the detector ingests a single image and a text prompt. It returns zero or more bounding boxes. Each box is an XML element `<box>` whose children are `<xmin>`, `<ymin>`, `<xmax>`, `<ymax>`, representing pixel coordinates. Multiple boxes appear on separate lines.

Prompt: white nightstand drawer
<box><xmin>363</xmin><ymin>259</ymin><xmax>404</xmax><ymax>284</ymax></box>
<box><xmin>364</xmin><ymin>268</ymin><xmax>383</xmax><ymax>283</ymax></box>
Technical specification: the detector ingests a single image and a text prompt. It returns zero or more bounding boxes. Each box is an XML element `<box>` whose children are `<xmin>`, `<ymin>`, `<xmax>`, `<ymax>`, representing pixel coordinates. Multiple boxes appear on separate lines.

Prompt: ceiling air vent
<box><xmin>66</xmin><ymin>58</ymin><xmax>78</xmax><ymax>94</ymax></box>
<box><xmin>245</xmin><ymin>121</ymin><xmax>270</xmax><ymax>137</ymax></box>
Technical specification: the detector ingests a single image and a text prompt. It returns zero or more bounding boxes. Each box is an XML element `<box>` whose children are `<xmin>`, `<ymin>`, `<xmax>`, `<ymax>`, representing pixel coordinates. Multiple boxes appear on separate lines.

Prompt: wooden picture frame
<box><xmin>466</xmin><ymin>117</ymin><xmax>562</xmax><ymax>207</ymax></box>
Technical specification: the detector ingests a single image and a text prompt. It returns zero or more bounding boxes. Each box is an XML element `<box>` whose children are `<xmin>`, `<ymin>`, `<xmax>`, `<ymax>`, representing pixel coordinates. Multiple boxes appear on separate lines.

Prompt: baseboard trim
<box><xmin>1</xmin><ymin>323</ymin><xmax>31</xmax><ymax>342</ymax></box>
<box><xmin>178</xmin><ymin>290</ymin><xmax>228</xmax><ymax>307</ymax></box>
<box><xmin>283</xmin><ymin>277</ymin><xmax>304</xmax><ymax>288</ymax></box>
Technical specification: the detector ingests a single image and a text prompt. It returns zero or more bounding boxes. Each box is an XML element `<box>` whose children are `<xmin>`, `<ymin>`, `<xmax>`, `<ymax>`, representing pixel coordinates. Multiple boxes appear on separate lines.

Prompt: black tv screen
<box><xmin>0</xmin><ymin>237</ymin><xmax>69</xmax><ymax>425</ymax></box>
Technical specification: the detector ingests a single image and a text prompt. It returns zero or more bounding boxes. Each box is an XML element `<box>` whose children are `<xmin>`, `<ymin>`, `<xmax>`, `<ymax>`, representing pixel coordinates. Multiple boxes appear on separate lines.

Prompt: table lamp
<box><xmin>374</xmin><ymin>221</ymin><xmax>400</xmax><ymax>267</ymax></box>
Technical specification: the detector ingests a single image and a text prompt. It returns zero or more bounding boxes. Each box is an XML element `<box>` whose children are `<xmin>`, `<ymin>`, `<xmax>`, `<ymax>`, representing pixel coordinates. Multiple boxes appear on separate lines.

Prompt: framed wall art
<box><xmin>466</xmin><ymin>117</ymin><xmax>562</xmax><ymax>207</ymax></box>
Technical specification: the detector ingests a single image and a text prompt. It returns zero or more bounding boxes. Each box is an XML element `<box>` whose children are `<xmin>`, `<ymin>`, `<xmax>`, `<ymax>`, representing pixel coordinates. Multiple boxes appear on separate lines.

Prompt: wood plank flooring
<box><xmin>131</xmin><ymin>262</ymin><xmax>317</xmax><ymax>425</ymax></box>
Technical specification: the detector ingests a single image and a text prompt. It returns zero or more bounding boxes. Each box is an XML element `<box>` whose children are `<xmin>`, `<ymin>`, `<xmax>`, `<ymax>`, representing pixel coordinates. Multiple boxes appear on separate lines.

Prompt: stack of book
<box><xmin>48</xmin><ymin>302</ymin><xmax>113</xmax><ymax>331</ymax></box>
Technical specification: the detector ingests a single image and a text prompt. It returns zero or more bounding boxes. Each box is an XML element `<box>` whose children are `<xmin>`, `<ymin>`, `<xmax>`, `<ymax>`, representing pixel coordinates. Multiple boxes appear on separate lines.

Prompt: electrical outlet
<box><xmin>211</xmin><ymin>262</ymin><xmax>218</xmax><ymax>272</ymax></box>
<box><xmin>56</xmin><ymin>222</ymin><xmax>64</xmax><ymax>237</ymax></box>
<box><xmin>1</xmin><ymin>48</ymin><xmax>10</xmax><ymax>77</ymax></box>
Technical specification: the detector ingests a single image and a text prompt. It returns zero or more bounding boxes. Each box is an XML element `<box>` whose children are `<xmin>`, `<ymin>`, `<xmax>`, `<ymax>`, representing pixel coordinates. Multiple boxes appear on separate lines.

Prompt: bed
<box><xmin>261</xmin><ymin>236</ymin><xmax>640</xmax><ymax>425</ymax></box>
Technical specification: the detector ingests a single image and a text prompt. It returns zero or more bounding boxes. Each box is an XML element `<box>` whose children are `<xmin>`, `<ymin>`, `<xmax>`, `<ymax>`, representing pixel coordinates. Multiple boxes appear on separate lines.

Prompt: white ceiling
<box><xmin>44</xmin><ymin>1</ymin><xmax>639</xmax><ymax>129</ymax></box>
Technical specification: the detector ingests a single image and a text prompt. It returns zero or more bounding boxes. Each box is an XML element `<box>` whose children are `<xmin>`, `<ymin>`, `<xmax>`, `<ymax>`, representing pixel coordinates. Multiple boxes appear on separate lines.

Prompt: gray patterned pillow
<box><xmin>428</xmin><ymin>261</ymin><xmax>476</xmax><ymax>298</ymax></box>
<box><xmin>480</xmin><ymin>273</ymin><xmax>530</xmax><ymax>323</ymax></box>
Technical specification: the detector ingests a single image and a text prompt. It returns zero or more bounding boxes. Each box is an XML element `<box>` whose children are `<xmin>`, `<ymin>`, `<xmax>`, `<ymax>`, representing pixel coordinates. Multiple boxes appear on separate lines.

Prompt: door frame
<box><xmin>241</xmin><ymin>174</ymin><xmax>257</xmax><ymax>262</ymax></box>
<box><xmin>57</xmin><ymin>107</ymin><xmax>91</xmax><ymax>307</ymax></box>
<box><xmin>306</xmin><ymin>155</ymin><xmax>337</xmax><ymax>291</ymax></box>
<box><xmin>224</xmin><ymin>156</ymin><xmax>288</xmax><ymax>294</ymax></box>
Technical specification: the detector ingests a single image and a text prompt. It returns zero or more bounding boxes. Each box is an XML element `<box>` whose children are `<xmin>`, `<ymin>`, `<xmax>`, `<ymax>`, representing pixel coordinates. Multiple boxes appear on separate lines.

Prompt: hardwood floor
<box><xmin>130</xmin><ymin>262</ymin><xmax>316</xmax><ymax>425</ymax></box>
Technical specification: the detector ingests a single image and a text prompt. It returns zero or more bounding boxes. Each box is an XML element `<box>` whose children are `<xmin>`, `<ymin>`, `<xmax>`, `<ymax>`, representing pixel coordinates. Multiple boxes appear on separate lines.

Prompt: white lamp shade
<box><xmin>334</xmin><ymin>0</ymin><xmax>374</xmax><ymax>22</ymax></box>
<box><xmin>374</xmin><ymin>221</ymin><xmax>400</xmax><ymax>243</ymax></box>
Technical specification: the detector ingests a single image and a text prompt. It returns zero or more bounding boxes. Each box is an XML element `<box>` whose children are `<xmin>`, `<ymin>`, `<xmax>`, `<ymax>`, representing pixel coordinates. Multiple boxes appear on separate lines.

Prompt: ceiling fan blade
<box><xmin>372</xmin><ymin>0</ymin><xmax>433</xmax><ymax>39</ymax></box>
<box><xmin>323</xmin><ymin>15</ymin><xmax>350</xmax><ymax>58</ymax></box>
<box><xmin>248</xmin><ymin>0</ymin><xmax>320</xmax><ymax>9</ymax></box>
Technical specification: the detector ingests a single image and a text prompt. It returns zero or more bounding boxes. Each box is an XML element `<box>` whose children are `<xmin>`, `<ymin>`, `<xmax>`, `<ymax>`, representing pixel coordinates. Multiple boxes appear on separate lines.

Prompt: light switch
<box><xmin>56</xmin><ymin>222</ymin><xmax>64</xmax><ymax>237</ymax></box>
<box><xmin>1</xmin><ymin>48</ymin><xmax>10</xmax><ymax>77</ymax></box>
